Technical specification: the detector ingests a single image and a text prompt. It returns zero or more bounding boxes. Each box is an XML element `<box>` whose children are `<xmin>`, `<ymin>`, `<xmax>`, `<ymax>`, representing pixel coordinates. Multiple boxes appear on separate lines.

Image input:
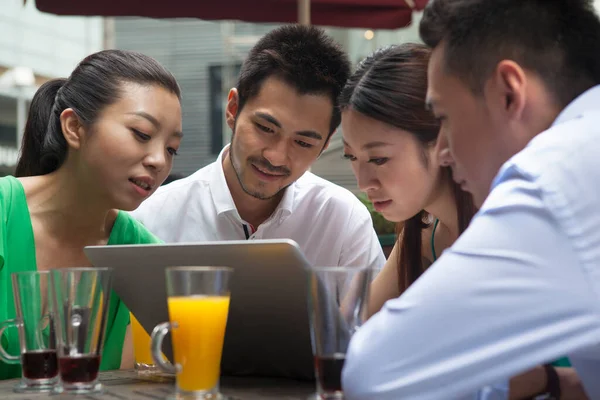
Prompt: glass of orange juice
<box><xmin>150</xmin><ymin>266</ymin><xmax>233</xmax><ymax>399</ymax></box>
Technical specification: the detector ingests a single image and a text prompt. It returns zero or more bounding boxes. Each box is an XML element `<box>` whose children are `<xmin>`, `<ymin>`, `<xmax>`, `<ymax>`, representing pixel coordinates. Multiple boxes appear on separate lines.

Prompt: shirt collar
<box><xmin>210</xmin><ymin>145</ymin><xmax>296</xmax><ymax>220</ymax></box>
<box><xmin>210</xmin><ymin>145</ymin><xmax>238</xmax><ymax>216</ymax></box>
<box><xmin>275</xmin><ymin>178</ymin><xmax>295</xmax><ymax>219</ymax></box>
<box><xmin>552</xmin><ymin>85</ymin><xmax>600</xmax><ymax>126</ymax></box>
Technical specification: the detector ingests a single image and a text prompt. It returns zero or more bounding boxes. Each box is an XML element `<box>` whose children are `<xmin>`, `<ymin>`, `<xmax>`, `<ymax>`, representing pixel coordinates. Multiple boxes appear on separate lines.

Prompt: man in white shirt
<box><xmin>132</xmin><ymin>25</ymin><xmax>385</xmax><ymax>270</ymax></box>
<box><xmin>343</xmin><ymin>0</ymin><xmax>600</xmax><ymax>399</ymax></box>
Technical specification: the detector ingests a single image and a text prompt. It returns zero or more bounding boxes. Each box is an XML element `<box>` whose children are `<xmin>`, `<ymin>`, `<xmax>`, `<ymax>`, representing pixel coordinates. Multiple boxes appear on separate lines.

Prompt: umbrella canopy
<box><xmin>34</xmin><ymin>0</ymin><xmax>428</xmax><ymax>30</ymax></box>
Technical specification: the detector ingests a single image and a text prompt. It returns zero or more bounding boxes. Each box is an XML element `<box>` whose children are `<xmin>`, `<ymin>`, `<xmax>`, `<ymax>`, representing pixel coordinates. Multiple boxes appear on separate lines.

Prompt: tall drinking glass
<box><xmin>131</xmin><ymin>312</ymin><xmax>158</xmax><ymax>372</ymax></box>
<box><xmin>131</xmin><ymin>312</ymin><xmax>170</xmax><ymax>377</ymax></box>
<box><xmin>0</xmin><ymin>271</ymin><xmax>58</xmax><ymax>392</ymax></box>
<box><xmin>307</xmin><ymin>266</ymin><xmax>371</xmax><ymax>400</ymax></box>
<box><xmin>50</xmin><ymin>267</ymin><xmax>112</xmax><ymax>394</ymax></box>
<box><xmin>151</xmin><ymin>266</ymin><xmax>233</xmax><ymax>400</ymax></box>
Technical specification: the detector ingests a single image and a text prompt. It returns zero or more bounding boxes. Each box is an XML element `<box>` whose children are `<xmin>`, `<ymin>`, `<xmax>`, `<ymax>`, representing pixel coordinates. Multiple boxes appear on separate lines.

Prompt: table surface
<box><xmin>0</xmin><ymin>370</ymin><xmax>316</xmax><ymax>399</ymax></box>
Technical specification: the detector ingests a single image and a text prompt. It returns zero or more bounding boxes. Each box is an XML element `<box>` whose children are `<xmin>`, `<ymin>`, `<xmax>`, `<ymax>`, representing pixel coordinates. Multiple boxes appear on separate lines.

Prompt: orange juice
<box><xmin>168</xmin><ymin>296</ymin><xmax>230</xmax><ymax>392</ymax></box>
<box><xmin>131</xmin><ymin>313</ymin><xmax>154</xmax><ymax>365</ymax></box>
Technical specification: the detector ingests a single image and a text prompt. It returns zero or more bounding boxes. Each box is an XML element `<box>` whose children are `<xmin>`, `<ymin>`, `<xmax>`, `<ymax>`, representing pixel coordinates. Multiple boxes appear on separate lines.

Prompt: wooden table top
<box><xmin>0</xmin><ymin>370</ymin><xmax>316</xmax><ymax>399</ymax></box>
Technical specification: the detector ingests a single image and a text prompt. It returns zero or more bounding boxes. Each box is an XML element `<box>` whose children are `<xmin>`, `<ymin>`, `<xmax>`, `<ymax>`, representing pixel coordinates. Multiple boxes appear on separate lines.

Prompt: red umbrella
<box><xmin>33</xmin><ymin>0</ymin><xmax>428</xmax><ymax>30</ymax></box>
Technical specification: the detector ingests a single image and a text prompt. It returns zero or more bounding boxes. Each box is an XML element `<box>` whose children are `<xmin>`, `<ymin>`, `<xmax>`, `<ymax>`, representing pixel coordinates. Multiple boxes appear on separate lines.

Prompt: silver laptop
<box><xmin>84</xmin><ymin>239</ymin><xmax>316</xmax><ymax>380</ymax></box>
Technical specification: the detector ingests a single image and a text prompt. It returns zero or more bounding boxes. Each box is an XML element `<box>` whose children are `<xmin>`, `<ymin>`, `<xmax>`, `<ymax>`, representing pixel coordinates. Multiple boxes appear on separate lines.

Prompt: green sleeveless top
<box><xmin>0</xmin><ymin>176</ymin><xmax>161</xmax><ymax>380</ymax></box>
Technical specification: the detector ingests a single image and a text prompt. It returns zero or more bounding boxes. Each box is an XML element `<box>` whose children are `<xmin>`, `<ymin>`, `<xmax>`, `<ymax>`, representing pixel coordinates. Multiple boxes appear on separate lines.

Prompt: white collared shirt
<box><xmin>342</xmin><ymin>86</ymin><xmax>600</xmax><ymax>400</ymax></box>
<box><xmin>131</xmin><ymin>147</ymin><xmax>385</xmax><ymax>270</ymax></box>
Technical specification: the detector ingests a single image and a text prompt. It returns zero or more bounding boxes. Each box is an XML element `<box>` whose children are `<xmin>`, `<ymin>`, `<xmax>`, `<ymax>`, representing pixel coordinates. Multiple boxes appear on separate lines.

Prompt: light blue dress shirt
<box><xmin>342</xmin><ymin>85</ymin><xmax>600</xmax><ymax>400</ymax></box>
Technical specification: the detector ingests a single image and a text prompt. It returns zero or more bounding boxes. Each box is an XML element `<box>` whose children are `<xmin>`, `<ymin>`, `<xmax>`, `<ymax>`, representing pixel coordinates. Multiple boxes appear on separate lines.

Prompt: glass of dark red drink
<box><xmin>0</xmin><ymin>271</ymin><xmax>58</xmax><ymax>393</ymax></box>
<box><xmin>306</xmin><ymin>266</ymin><xmax>372</xmax><ymax>400</ymax></box>
<box><xmin>50</xmin><ymin>267</ymin><xmax>112</xmax><ymax>394</ymax></box>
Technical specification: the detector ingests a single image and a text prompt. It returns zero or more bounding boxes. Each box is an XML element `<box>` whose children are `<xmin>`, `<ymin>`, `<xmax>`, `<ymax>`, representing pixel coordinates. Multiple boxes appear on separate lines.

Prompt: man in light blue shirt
<box><xmin>342</xmin><ymin>0</ymin><xmax>600</xmax><ymax>399</ymax></box>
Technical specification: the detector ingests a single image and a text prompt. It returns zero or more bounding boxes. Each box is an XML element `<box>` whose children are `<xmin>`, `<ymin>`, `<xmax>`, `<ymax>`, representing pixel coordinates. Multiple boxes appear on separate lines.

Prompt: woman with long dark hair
<box><xmin>0</xmin><ymin>49</ymin><xmax>182</xmax><ymax>380</ymax></box>
<box><xmin>340</xmin><ymin>43</ymin><xmax>476</xmax><ymax>316</ymax></box>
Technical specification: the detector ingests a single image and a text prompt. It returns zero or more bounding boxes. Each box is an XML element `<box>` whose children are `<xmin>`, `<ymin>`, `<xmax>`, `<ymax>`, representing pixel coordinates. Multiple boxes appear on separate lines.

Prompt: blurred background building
<box><xmin>0</xmin><ymin>0</ymin><xmax>421</xmax><ymax>191</ymax></box>
<box><xmin>7</xmin><ymin>0</ymin><xmax>600</xmax><ymax>191</ymax></box>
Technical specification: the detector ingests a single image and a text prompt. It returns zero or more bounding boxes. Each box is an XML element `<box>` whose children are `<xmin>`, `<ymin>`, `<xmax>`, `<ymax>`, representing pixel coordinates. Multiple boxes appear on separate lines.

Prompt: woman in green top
<box><xmin>0</xmin><ymin>49</ymin><xmax>182</xmax><ymax>380</ymax></box>
<box><xmin>339</xmin><ymin>44</ymin><xmax>581</xmax><ymax>399</ymax></box>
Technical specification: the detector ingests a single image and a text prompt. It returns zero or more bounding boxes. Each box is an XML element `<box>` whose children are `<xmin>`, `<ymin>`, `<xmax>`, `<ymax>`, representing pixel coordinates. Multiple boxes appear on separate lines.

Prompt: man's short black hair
<box><xmin>420</xmin><ymin>0</ymin><xmax>600</xmax><ymax>107</ymax></box>
<box><xmin>236</xmin><ymin>24</ymin><xmax>351</xmax><ymax>138</ymax></box>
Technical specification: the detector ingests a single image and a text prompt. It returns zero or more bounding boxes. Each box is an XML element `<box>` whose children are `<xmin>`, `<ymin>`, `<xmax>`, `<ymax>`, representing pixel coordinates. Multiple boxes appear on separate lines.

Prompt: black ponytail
<box><xmin>15</xmin><ymin>78</ymin><xmax>67</xmax><ymax>177</ymax></box>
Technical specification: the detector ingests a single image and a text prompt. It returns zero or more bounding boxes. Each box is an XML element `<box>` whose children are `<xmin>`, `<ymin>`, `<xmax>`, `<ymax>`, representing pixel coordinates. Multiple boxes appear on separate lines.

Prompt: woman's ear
<box><xmin>59</xmin><ymin>108</ymin><xmax>85</xmax><ymax>150</ymax></box>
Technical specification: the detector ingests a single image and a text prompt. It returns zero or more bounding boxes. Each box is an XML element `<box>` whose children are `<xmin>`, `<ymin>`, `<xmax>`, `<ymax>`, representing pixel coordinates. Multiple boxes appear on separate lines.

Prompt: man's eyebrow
<box><xmin>296</xmin><ymin>131</ymin><xmax>323</xmax><ymax>141</ymax></box>
<box><xmin>256</xmin><ymin>112</ymin><xmax>324</xmax><ymax>140</ymax></box>
<box><xmin>255</xmin><ymin>112</ymin><xmax>281</xmax><ymax>128</ymax></box>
